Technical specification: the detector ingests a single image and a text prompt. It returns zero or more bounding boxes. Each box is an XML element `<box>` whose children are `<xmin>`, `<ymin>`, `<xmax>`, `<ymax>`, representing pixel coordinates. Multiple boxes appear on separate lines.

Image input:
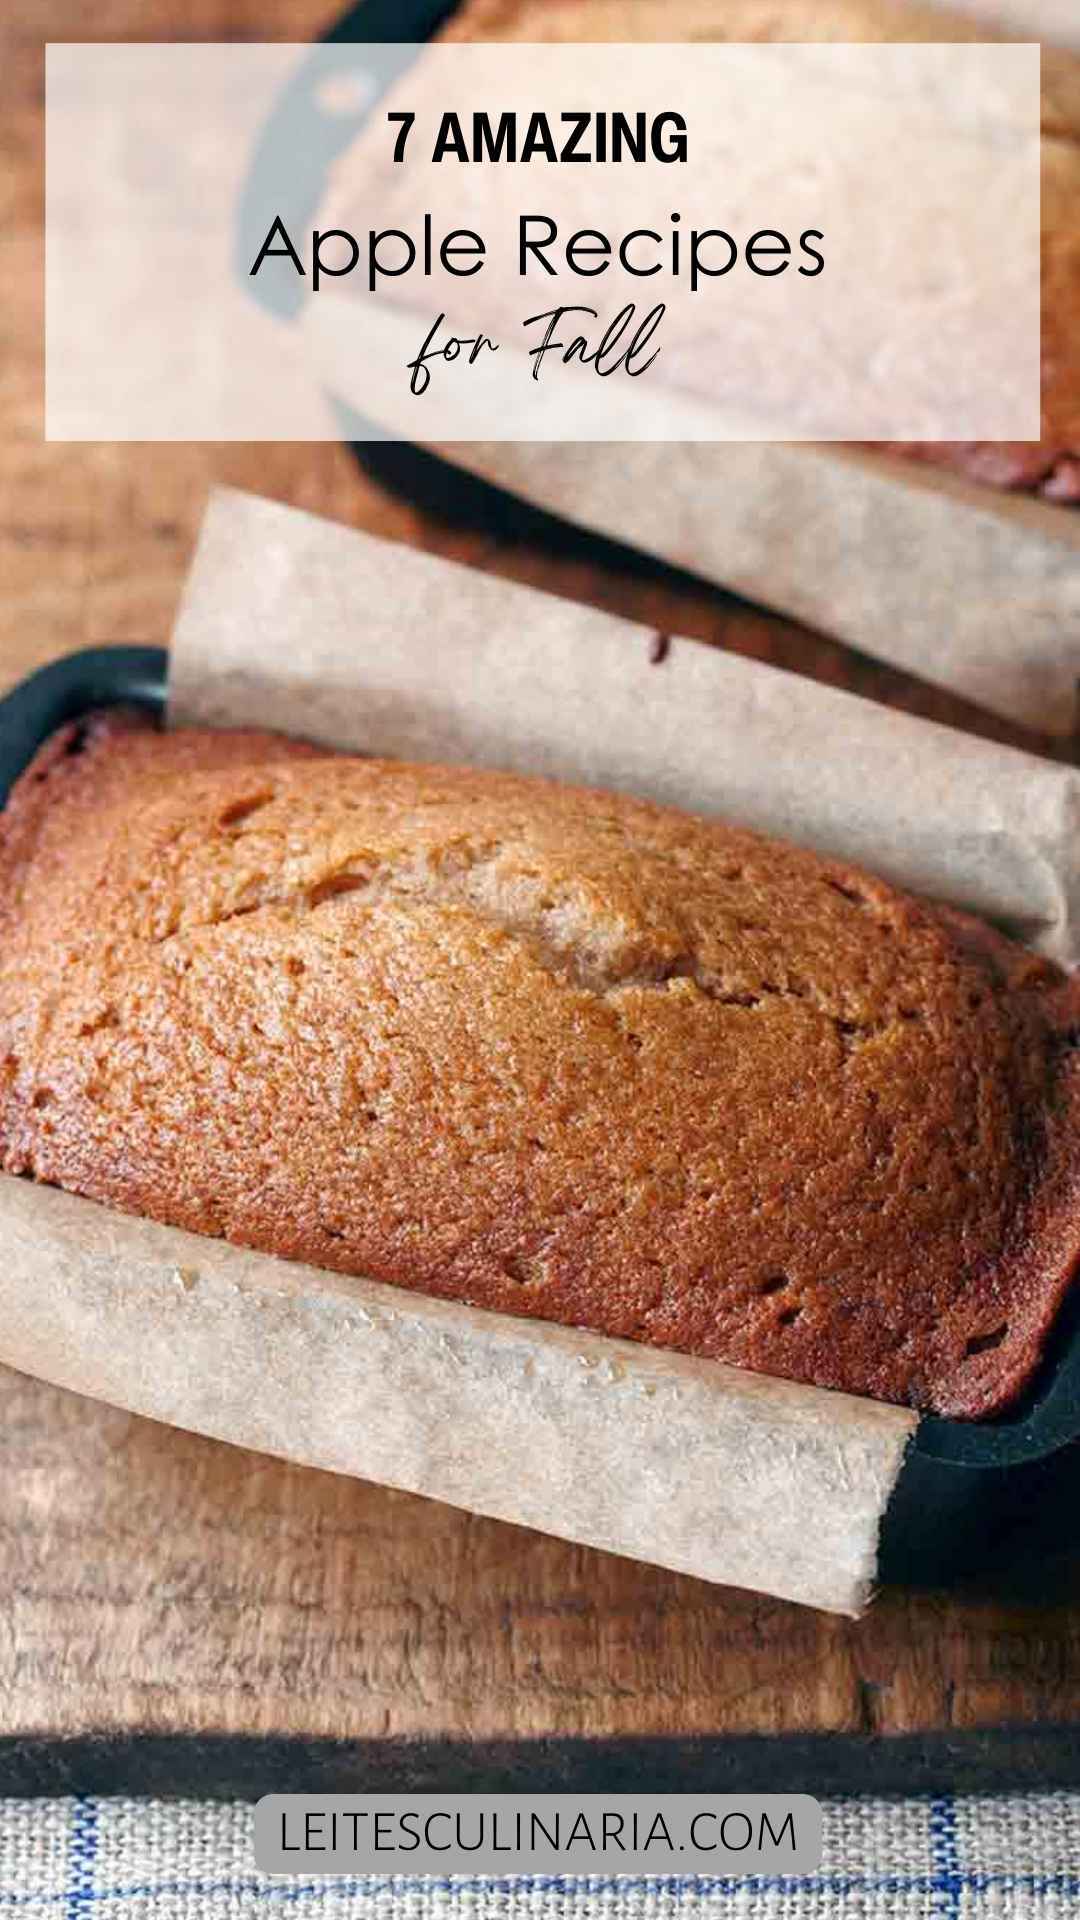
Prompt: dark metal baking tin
<box><xmin>3</xmin><ymin>645</ymin><xmax>1080</xmax><ymax>1583</ymax></box>
<box><xmin>0</xmin><ymin>646</ymin><xmax>166</xmax><ymax>807</ymax></box>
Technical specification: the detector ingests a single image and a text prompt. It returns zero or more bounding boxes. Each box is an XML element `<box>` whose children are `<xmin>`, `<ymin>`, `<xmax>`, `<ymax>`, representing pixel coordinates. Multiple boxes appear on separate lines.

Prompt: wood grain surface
<box><xmin>3</xmin><ymin>0</ymin><xmax>1080</xmax><ymax>1788</ymax></box>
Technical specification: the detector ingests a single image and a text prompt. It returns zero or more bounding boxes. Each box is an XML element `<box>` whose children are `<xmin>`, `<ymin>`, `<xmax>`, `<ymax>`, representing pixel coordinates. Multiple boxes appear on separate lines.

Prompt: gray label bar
<box><xmin>254</xmin><ymin>1795</ymin><xmax>822</xmax><ymax>1876</ymax></box>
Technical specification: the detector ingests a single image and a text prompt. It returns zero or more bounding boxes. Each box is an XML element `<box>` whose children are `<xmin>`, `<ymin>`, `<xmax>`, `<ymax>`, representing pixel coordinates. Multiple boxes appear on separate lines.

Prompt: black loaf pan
<box><xmin>3</xmin><ymin>644</ymin><xmax>1080</xmax><ymax>1586</ymax></box>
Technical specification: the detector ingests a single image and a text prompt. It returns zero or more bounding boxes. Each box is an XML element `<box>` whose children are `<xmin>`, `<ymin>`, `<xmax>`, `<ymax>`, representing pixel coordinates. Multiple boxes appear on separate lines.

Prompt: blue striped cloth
<box><xmin>1</xmin><ymin>1792</ymin><xmax>1079</xmax><ymax>1916</ymax></box>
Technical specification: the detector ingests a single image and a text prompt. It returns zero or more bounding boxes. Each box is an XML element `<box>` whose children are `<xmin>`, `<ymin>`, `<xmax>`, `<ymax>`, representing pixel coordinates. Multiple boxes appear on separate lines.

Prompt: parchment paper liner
<box><xmin>439</xmin><ymin>442</ymin><xmax>1080</xmax><ymax>741</ymax></box>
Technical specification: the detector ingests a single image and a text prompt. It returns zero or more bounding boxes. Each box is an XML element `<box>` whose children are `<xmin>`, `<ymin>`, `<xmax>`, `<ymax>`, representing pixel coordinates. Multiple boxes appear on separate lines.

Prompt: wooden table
<box><xmin>3</xmin><ymin>0</ymin><xmax>1079</xmax><ymax>1797</ymax></box>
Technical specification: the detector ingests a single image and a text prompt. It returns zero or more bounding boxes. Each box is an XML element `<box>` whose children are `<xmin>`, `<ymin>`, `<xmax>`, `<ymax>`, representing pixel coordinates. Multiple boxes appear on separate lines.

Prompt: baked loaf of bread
<box><xmin>2</xmin><ymin>710</ymin><xmax>1078</xmax><ymax>1420</ymax></box>
<box><xmin>438</xmin><ymin>0</ymin><xmax>1080</xmax><ymax>503</ymax></box>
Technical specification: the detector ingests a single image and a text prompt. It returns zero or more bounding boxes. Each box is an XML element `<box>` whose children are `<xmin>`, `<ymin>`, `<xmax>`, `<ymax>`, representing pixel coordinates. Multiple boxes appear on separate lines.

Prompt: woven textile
<box><xmin>0</xmin><ymin>1794</ymin><xmax>1079</xmax><ymax>1917</ymax></box>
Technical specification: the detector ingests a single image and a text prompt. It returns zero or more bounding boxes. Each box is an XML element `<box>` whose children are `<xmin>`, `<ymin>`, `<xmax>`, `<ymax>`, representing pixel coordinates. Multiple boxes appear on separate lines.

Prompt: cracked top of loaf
<box><xmin>1</xmin><ymin>709</ymin><xmax>1079</xmax><ymax>1418</ymax></box>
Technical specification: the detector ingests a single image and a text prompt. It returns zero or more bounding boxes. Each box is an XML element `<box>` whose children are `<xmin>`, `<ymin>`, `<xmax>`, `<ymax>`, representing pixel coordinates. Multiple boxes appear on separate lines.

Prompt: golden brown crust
<box><xmin>1</xmin><ymin>710</ymin><xmax>1078</xmax><ymax>1420</ymax></box>
<box><xmin>440</xmin><ymin>0</ymin><xmax>1080</xmax><ymax>502</ymax></box>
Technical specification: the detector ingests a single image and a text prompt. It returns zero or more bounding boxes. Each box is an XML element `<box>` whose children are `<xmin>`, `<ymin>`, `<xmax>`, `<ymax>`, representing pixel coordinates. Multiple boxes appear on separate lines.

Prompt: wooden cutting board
<box><xmin>4</xmin><ymin>0</ymin><xmax>1080</xmax><ymax>1798</ymax></box>
<box><xmin>4</xmin><ymin>1364</ymin><xmax>1080</xmax><ymax>1795</ymax></box>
